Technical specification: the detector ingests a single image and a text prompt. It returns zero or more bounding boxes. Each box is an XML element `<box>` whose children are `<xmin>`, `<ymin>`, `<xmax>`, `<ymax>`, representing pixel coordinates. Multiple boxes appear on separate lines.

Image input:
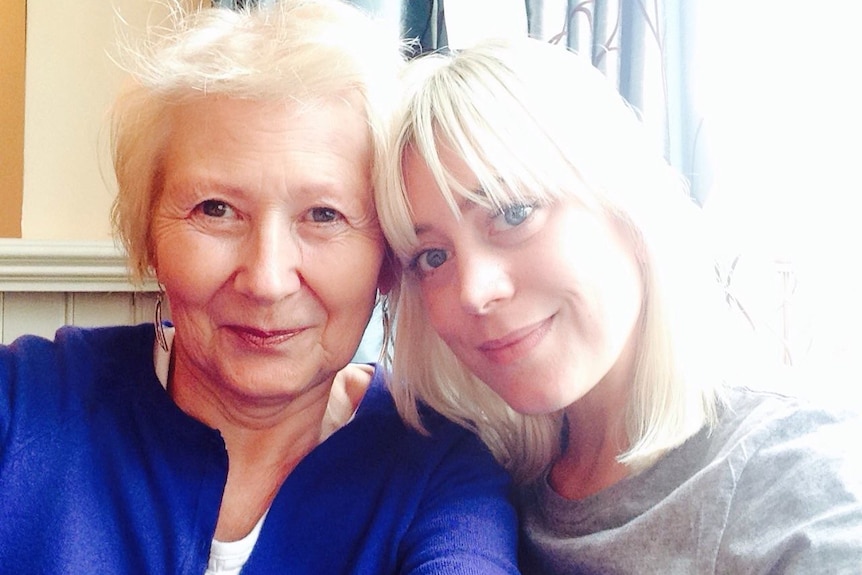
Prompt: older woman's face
<box><xmin>151</xmin><ymin>96</ymin><xmax>385</xmax><ymax>403</ymax></box>
<box><xmin>402</xmin><ymin>145</ymin><xmax>643</xmax><ymax>415</ymax></box>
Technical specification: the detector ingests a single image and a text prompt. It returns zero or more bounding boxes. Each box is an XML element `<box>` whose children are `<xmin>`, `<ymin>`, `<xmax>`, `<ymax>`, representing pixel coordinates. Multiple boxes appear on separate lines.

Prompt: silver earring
<box><xmin>377</xmin><ymin>295</ymin><xmax>392</xmax><ymax>365</ymax></box>
<box><xmin>154</xmin><ymin>283</ymin><xmax>169</xmax><ymax>352</ymax></box>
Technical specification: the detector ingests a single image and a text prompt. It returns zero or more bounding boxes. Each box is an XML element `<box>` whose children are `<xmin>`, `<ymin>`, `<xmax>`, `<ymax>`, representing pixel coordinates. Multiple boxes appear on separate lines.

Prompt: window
<box><xmin>697</xmin><ymin>0</ymin><xmax>862</xmax><ymax>404</ymax></box>
<box><xmin>436</xmin><ymin>0</ymin><xmax>862</xmax><ymax>406</ymax></box>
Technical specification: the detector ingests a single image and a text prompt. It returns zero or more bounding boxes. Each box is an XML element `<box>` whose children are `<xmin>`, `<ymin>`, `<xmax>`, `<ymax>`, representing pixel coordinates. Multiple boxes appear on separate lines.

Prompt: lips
<box><xmin>477</xmin><ymin>316</ymin><xmax>553</xmax><ymax>365</ymax></box>
<box><xmin>226</xmin><ymin>325</ymin><xmax>307</xmax><ymax>348</ymax></box>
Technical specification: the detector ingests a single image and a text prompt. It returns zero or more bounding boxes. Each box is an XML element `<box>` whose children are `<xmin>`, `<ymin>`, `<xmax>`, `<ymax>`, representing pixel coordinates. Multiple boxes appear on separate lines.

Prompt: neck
<box><xmin>549</xmin><ymin>359</ymin><xmax>633</xmax><ymax>500</ymax></box>
<box><xmin>170</xmin><ymin>363</ymin><xmax>335</xmax><ymax>542</ymax></box>
<box><xmin>549</xmin><ymin>404</ymin><xmax>628</xmax><ymax>500</ymax></box>
<box><xmin>549</xmin><ymin>319</ymin><xmax>645</xmax><ymax>500</ymax></box>
<box><xmin>215</xmin><ymin>407</ymin><xmax>327</xmax><ymax>541</ymax></box>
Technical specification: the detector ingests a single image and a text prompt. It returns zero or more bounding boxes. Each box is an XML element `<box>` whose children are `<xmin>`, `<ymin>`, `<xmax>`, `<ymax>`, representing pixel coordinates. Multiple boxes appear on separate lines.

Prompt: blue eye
<box><xmin>309</xmin><ymin>207</ymin><xmax>341</xmax><ymax>223</ymax></box>
<box><xmin>411</xmin><ymin>248</ymin><xmax>449</xmax><ymax>276</ymax></box>
<box><xmin>423</xmin><ymin>249</ymin><xmax>448</xmax><ymax>268</ymax></box>
<box><xmin>494</xmin><ymin>203</ymin><xmax>534</xmax><ymax>229</ymax></box>
<box><xmin>198</xmin><ymin>200</ymin><xmax>234</xmax><ymax>218</ymax></box>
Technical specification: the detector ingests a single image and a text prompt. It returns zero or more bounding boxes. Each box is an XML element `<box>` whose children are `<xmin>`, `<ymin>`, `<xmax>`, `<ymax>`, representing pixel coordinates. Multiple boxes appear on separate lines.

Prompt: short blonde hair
<box><xmin>110</xmin><ymin>0</ymin><xmax>405</xmax><ymax>281</ymax></box>
<box><xmin>377</xmin><ymin>38</ymin><xmax>727</xmax><ymax>483</ymax></box>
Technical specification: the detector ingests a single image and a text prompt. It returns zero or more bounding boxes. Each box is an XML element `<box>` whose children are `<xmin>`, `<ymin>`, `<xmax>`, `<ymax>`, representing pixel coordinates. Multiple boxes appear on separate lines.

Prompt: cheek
<box><xmin>595</xmin><ymin>228</ymin><xmax>644</xmax><ymax>322</ymax></box>
<box><xmin>154</xmin><ymin>231</ymin><xmax>235</xmax><ymax>306</ymax></box>
<box><xmin>571</xmin><ymin>235</ymin><xmax>644</xmax><ymax>346</ymax></box>
<box><xmin>420</xmin><ymin>282</ymin><xmax>461</xmax><ymax>340</ymax></box>
<box><xmin>314</xmin><ymin>242</ymin><xmax>385</xmax><ymax>357</ymax></box>
<box><xmin>307</xmin><ymin>239</ymin><xmax>386</xmax><ymax>306</ymax></box>
<box><xmin>158</xmin><ymin>257</ymin><xmax>217</xmax><ymax>319</ymax></box>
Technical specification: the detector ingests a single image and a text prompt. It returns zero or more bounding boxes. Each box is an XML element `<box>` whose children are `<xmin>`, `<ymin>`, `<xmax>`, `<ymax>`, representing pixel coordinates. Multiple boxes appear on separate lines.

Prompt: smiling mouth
<box><xmin>227</xmin><ymin>326</ymin><xmax>306</xmax><ymax>347</ymax></box>
<box><xmin>477</xmin><ymin>316</ymin><xmax>553</xmax><ymax>365</ymax></box>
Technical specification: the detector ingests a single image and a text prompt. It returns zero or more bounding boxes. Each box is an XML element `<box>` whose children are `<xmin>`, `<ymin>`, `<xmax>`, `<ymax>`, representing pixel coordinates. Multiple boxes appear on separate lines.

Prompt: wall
<box><xmin>0</xmin><ymin>239</ymin><xmax>160</xmax><ymax>343</ymax></box>
<box><xmin>0</xmin><ymin>0</ymin><xmax>26</xmax><ymax>238</ymax></box>
<box><xmin>20</xmin><ymin>0</ymin><xmax>179</xmax><ymax>241</ymax></box>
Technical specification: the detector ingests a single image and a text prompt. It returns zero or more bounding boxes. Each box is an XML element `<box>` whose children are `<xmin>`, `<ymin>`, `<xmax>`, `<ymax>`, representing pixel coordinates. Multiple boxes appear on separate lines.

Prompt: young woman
<box><xmin>377</xmin><ymin>37</ymin><xmax>862</xmax><ymax>573</ymax></box>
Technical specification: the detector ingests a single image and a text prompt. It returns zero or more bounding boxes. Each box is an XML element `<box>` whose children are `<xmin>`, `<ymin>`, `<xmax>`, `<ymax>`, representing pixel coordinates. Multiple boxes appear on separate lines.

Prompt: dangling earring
<box><xmin>377</xmin><ymin>295</ymin><xmax>392</xmax><ymax>365</ymax></box>
<box><xmin>154</xmin><ymin>283</ymin><xmax>169</xmax><ymax>352</ymax></box>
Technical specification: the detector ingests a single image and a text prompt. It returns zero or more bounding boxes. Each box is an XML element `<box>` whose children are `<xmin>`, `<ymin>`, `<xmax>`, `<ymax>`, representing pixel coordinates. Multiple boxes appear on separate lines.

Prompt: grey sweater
<box><xmin>519</xmin><ymin>387</ymin><xmax>862</xmax><ymax>574</ymax></box>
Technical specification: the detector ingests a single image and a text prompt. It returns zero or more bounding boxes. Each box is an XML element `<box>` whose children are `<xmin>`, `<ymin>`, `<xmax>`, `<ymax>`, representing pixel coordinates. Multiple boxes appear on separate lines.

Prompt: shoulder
<box><xmin>706</xmin><ymin>387</ymin><xmax>862</xmax><ymax>491</ymax></box>
<box><xmin>2</xmin><ymin>324</ymin><xmax>154</xmax><ymax>386</ymax></box>
<box><xmin>713</xmin><ymin>386</ymin><xmax>860</xmax><ymax>457</ymax></box>
<box><xmin>358</xmin><ymin>365</ymin><xmax>484</xmax><ymax>443</ymax></box>
<box><xmin>345</xmin><ymin>365</ymin><xmax>509</xmax><ymax>478</ymax></box>
<box><xmin>1</xmin><ymin>324</ymin><xmax>157</xmax><ymax>435</ymax></box>
<box><xmin>2</xmin><ymin>323</ymin><xmax>153</xmax><ymax>361</ymax></box>
<box><xmin>258</xmin><ymin>366</ymin><xmax>518</xmax><ymax>574</ymax></box>
<box><xmin>712</xmin><ymin>388</ymin><xmax>862</xmax><ymax>569</ymax></box>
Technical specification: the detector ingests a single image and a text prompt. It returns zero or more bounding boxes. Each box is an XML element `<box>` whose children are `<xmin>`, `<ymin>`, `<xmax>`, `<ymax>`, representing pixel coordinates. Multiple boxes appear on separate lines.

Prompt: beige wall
<box><xmin>21</xmin><ymin>0</ymin><xmax>170</xmax><ymax>240</ymax></box>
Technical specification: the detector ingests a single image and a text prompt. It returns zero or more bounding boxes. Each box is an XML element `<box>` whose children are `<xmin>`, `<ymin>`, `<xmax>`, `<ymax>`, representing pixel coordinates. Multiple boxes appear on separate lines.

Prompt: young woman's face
<box><xmin>151</xmin><ymin>96</ymin><xmax>386</xmax><ymax>406</ymax></box>
<box><xmin>402</xmin><ymin>145</ymin><xmax>644</xmax><ymax>414</ymax></box>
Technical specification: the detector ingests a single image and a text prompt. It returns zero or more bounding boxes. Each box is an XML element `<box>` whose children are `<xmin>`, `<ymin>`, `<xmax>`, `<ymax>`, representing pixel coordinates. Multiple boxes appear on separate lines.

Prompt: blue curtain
<box><xmin>400</xmin><ymin>0</ymin><xmax>711</xmax><ymax>205</ymax></box>
<box><xmin>401</xmin><ymin>0</ymin><xmax>445</xmax><ymax>54</ymax></box>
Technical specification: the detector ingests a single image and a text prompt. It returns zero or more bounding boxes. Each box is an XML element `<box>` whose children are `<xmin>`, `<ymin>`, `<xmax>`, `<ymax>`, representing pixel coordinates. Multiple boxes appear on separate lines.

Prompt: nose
<box><xmin>457</xmin><ymin>249</ymin><xmax>514</xmax><ymax>315</ymax></box>
<box><xmin>234</xmin><ymin>219</ymin><xmax>302</xmax><ymax>302</ymax></box>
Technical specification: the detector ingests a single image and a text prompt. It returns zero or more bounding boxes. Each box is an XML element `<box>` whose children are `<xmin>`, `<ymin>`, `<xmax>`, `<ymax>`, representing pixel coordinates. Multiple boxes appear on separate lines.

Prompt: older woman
<box><xmin>0</xmin><ymin>2</ymin><xmax>519</xmax><ymax>573</ymax></box>
<box><xmin>377</xmin><ymin>37</ymin><xmax>862</xmax><ymax>573</ymax></box>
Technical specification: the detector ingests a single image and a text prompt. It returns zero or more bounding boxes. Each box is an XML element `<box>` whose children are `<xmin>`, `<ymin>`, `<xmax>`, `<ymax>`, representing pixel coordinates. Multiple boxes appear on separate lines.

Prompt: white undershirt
<box><xmin>153</xmin><ymin>325</ymin><xmax>360</xmax><ymax>574</ymax></box>
<box><xmin>206</xmin><ymin>513</ymin><xmax>267</xmax><ymax>575</ymax></box>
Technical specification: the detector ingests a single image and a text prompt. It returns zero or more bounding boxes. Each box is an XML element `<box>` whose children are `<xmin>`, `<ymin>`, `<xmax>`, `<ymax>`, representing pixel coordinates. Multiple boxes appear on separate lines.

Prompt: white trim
<box><xmin>0</xmin><ymin>239</ymin><xmax>156</xmax><ymax>292</ymax></box>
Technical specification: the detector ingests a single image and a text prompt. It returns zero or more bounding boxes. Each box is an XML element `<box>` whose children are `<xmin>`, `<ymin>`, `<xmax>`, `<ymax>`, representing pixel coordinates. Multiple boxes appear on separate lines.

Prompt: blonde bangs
<box><xmin>381</xmin><ymin>44</ymin><xmax>576</xmax><ymax>265</ymax></box>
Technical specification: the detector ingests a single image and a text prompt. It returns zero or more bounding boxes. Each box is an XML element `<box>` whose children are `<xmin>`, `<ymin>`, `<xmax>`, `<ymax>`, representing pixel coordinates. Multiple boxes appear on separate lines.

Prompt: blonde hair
<box><xmin>110</xmin><ymin>0</ymin><xmax>405</xmax><ymax>281</ymax></box>
<box><xmin>377</xmin><ymin>38</ymin><xmax>726</xmax><ymax>483</ymax></box>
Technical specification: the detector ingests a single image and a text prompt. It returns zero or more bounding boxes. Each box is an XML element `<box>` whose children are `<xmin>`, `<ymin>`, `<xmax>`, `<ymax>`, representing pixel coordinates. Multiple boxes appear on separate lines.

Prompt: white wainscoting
<box><xmin>0</xmin><ymin>240</ymin><xmax>159</xmax><ymax>344</ymax></box>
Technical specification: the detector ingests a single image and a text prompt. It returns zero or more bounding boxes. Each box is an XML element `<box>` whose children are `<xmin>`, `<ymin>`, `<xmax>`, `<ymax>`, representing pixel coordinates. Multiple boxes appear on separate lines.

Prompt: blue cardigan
<box><xmin>0</xmin><ymin>324</ymin><xmax>519</xmax><ymax>574</ymax></box>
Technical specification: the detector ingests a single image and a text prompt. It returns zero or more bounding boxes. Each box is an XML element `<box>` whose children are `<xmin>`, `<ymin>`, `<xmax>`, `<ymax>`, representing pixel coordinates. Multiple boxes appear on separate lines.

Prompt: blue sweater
<box><xmin>0</xmin><ymin>324</ymin><xmax>519</xmax><ymax>574</ymax></box>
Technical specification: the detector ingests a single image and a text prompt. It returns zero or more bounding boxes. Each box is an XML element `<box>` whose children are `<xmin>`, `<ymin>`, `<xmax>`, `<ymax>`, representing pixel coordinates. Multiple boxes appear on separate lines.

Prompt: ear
<box><xmin>376</xmin><ymin>244</ymin><xmax>401</xmax><ymax>295</ymax></box>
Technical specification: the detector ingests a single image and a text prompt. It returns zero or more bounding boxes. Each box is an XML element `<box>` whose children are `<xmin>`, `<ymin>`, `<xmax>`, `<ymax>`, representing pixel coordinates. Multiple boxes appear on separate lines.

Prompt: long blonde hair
<box><xmin>377</xmin><ymin>38</ymin><xmax>726</xmax><ymax>483</ymax></box>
